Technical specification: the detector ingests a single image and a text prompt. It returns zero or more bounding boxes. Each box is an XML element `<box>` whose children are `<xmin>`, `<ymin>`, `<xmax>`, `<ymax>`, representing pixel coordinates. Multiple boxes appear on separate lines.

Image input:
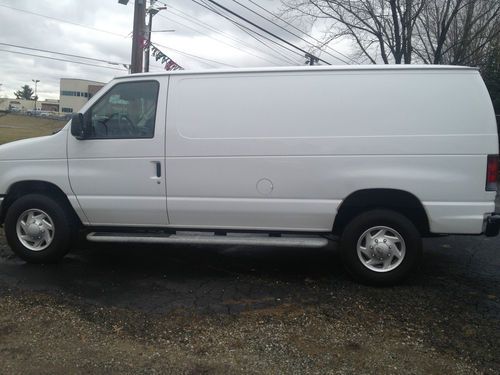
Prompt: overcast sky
<box><xmin>0</xmin><ymin>0</ymin><xmax>351</xmax><ymax>101</ymax></box>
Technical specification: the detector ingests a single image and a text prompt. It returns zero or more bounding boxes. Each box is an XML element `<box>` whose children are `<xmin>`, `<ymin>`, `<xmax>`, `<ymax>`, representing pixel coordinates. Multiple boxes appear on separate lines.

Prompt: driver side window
<box><xmin>86</xmin><ymin>80</ymin><xmax>159</xmax><ymax>139</ymax></box>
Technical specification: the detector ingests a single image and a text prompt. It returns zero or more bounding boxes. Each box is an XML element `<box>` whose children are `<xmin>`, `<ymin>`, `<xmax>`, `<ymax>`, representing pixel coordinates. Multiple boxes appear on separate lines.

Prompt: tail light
<box><xmin>486</xmin><ymin>155</ymin><xmax>498</xmax><ymax>191</ymax></box>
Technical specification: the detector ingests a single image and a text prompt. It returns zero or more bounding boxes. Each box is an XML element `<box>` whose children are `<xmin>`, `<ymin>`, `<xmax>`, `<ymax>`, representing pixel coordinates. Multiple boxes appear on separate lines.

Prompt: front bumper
<box><xmin>485</xmin><ymin>213</ymin><xmax>500</xmax><ymax>237</ymax></box>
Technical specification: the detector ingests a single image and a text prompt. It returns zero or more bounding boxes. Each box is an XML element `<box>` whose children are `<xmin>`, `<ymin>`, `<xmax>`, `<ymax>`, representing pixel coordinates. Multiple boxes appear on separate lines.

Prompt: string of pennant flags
<box><xmin>143</xmin><ymin>39</ymin><xmax>183</xmax><ymax>71</ymax></box>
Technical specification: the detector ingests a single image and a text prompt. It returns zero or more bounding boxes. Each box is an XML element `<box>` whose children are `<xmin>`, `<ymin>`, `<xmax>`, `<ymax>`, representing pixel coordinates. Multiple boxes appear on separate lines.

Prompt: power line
<box><xmin>196</xmin><ymin>0</ymin><xmax>303</xmax><ymax>64</ymax></box>
<box><xmin>0</xmin><ymin>0</ymin><xmax>305</xmax><ymax>70</ymax></box>
<box><xmin>192</xmin><ymin>0</ymin><xmax>302</xmax><ymax>65</ymax></box>
<box><xmin>152</xmin><ymin>41</ymin><xmax>237</xmax><ymax>68</ymax></box>
<box><xmin>222</xmin><ymin>16</ymin><xmax>300</xmax><ymax>65</ymax></box>
<box><xmin>162</xmin><ymin>4</ymin><xmax>295</xmax><ymax>65</ymax></box>
<box><xmin>231</xmin><ymin>0</ymin><xmax>350</xmax><ymax>65</ymax></box>
<box><xmin>156</xmin><ymin>14</ymin><xmax>256</xmax><ymax>63</ymax></box>
<box><xmin>0</xmin><ymin>42</ymin><xmax>129</xmax><ymax>68</ymax></box>
<box><xmin>0</xmin><ymin>2</ymin><xmax>233</xmax><ymax>69</ymax></box>
<box><xmin>0</xmin><ymin>3</ymin><xmax>127</xmax><ymax>38</ymax></box>
<box><xmin>0</xmin><ymin>49</ymin><xmax>127</xmax><ymax>71</ymax></box>
<box><xmin>130</xmin><ymin>0</ymin><xmax>239</xmax><ymax>68</ymax></box>
<box><xmin>157</xmin><ymin>12</ymin><xmax>285</xmax><ymax>66</ymax></box>
<box><xmin>246</xmin><ymin>0</ymin><xmax>357</xmax><ymax>64</ymax></box>
<box><xmin>203</xmin><ymin>0</ymin><xmax>330</xmax><ymax>65</ymax></box>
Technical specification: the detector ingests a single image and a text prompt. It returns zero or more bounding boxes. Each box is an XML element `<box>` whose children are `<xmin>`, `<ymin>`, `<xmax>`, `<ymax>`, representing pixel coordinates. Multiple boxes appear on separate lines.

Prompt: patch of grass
<box><xmin>0</xmin><ymin>114</ymin><xmax>65</xmax><ymax>145</ymax></box>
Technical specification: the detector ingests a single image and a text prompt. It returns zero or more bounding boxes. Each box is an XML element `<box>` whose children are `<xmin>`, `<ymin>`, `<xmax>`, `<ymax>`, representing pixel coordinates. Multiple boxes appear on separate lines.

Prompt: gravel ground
<box><xmin>0</xmin><ymin>199</ymin><xmax>499</xmax><ymax>374</ymax></box>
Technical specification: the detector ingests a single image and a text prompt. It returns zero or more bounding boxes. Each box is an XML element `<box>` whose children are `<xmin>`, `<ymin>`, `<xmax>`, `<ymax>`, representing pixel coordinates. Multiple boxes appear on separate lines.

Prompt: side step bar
<box><xmin>86</xmin><ymin>231</ymin><xmax>329</xmax><ymax>248</ymax></box>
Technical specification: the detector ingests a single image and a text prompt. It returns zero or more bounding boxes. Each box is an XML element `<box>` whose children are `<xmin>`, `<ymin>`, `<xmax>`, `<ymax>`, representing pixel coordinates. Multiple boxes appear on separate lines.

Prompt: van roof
<box><xmin>115</xmin><ymin>64</ymin><xmax>476</xmax><ymax>80</ymax></box>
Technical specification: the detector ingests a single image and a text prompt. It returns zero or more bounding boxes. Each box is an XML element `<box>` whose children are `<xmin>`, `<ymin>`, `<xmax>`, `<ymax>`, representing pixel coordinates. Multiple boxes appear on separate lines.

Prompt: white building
<box><xmin>59</xmin><ymin>78</ymin><xmax>104</xmax><ymax>113</ymax></box>
<box><xmin>0</xmin><ymin>98</ymin><xmax>40</xmax><ymax>112</ymax></box>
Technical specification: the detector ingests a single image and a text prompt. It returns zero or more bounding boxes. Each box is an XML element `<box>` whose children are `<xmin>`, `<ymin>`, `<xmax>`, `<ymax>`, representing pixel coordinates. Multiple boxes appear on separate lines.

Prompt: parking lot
<box><xmin>0</xmin><ymin>194</ymin><xmax>499</xmax><ymax>375</ymax></box>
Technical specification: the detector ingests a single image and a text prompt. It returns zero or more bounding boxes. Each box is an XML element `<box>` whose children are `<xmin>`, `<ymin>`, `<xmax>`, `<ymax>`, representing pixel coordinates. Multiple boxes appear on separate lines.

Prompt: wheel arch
<box><xmin>0</xmin><ymin>180</ymin><xmax>81</xmax><ymax>226</ymax></box>
<box><xmin>333</xmin><ymin>188</ymin><xmax>430</xmax><ymax>236</ymax></box>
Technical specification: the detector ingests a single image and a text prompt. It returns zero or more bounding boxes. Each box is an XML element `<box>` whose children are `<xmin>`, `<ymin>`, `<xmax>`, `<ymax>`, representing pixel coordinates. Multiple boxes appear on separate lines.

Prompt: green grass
<box><xmin>0</xmin><ymin>114</ymin><xmax>65</xmax><ymax>145</ymax></box>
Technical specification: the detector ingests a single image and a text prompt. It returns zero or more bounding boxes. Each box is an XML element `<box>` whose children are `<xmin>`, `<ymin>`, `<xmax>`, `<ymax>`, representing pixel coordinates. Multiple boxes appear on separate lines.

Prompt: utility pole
<box><xmin>144</xmin><ymin>1</ymin><xmax>154</xmax><ymax>73</ymax></box>
<box><xmin>131</xmin><ymin>0</ymin><xmax>146</xmax><ymax>73</ymax></box>
<box><xmin>32</xmin><ymin>79</ymin><xmax>40</xmax><ymax>110</ymax></box>
<box><xmin>144</xmin><ymin>1</ymin><xmax>168</xmax><ymax>73</ymax></box>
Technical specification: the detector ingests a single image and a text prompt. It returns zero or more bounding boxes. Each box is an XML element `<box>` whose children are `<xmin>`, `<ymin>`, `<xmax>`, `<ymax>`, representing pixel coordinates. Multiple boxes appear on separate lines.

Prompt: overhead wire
<box><xmin>230</xmin><ymin>0</ymin><xmax>350</xmax><ymax>64</ymax></box>
<box><xmin>167</xmin><ymin>5</ymin><xmax>280</xmax><ymax>56</ymax></box>
<box><xmin>0</xmin><ymin>1</ymin><xmax>331</xmax><ymax>70</ymax></box>
<box><xmin>156</xmin><ymin>12</ymin><xmax>285</xmax><ymax>66</ymax></box>
<box><xmin>201</xmin><ymin>2</ymin><xmax>299</xmax><ymax>65</ymax></box>
<box><xmin>202</xmin><ymin>0</ymin><xmax>331</xmax><ymax>65</ymax></box>
<box><xmin>0</xmin><ymin>2</ymin><xmax>127</xmax><ymax>38</ymax></box>
<box><xmin>0</xmin><ymin>2</ymin><xmax>233</xmax><ymax>69</ymax></box>
<box><xmin>191</xmin><ymin>0</ymin><xmax>301</xmax><ymax>65</ymax></box>
<box><xmin>0</xmin><ymin>49</ymin><xmax>127</xmax><ymax>71</ymax></box>
<box><xmin>246</xmin><ymin>0</ymin><xmax>358</xmax><ymax>64</ymax></box>
<box><xmin>133</xmin><ymin>0</ymin><xmax>241</xmax><ymax>67</ymax></box>
<box><xmin>160</xmin><ymin>2</ymin><xmax>296</xmax><ymax>65</ymax></box>
<box><xmin>0</xmin><ymin>42</ymin><xmax>129</xmax><ymax>67</ymax></box>
<box><xmin>151</xmin><ymin>41</ymin><xmax>237</xmax><ymax>68</ymax></box>
<box><xmin>197</xmin><ymin>0</ymin><xmax>303</xmax><ymax>64</ymax></box>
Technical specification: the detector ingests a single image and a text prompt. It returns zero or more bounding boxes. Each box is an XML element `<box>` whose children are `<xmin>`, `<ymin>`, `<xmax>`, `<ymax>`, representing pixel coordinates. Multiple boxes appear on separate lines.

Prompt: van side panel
<box><xmin>0</xmin><ymin>129</ymin><xmax>89</xmax><ymax>224</ymax></box>
<box><xmin>165</xmin><ymin>71</ymin><xmax>498</xmax><ymax>233</ymax></box>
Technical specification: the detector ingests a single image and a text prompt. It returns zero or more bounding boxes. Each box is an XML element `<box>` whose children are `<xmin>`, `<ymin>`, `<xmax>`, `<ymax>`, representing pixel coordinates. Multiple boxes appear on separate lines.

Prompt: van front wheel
<box><xmin>4</xmin><ymin>194</ymin><xmax>74</xmax><ymax>263</ymax></box>
<box><xmin>339</xmin><ymin>210</ymin><xmax>422</xmax><ymax>285</ymax></box>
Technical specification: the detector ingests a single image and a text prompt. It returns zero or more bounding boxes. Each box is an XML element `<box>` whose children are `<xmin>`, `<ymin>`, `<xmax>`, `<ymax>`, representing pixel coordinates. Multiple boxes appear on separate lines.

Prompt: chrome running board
<box><xmin>86</xmin><ymin>231</ymin><xmax>329</xmax><ymax>248</ymax></box>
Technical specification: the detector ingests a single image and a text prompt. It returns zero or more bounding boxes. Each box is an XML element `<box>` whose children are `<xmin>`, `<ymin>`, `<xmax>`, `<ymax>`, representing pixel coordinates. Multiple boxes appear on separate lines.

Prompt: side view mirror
<box><xmin>70</xmin><ymin>113</ymin><xmax>86</xmax><ymax>140</ymax></box>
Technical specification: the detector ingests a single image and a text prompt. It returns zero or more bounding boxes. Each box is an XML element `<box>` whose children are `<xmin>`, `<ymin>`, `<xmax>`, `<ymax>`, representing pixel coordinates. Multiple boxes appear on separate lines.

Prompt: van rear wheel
<box><xmin>4</xmin><ymin>194</ymin><xmax>75</xmax><ymax>263</ymax></box>
<box><xmin>339</xmin><ymin>209</ymin><xmax>422</xmax><ymax>285</ymax></box>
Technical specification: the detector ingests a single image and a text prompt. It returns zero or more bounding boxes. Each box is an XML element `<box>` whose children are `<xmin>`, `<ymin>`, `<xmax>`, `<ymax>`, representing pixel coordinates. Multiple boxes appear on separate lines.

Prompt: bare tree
<box><xmin>479</xmin><ymin>32</ymin><xmax>500</xmax><ymax>113</ymax></box>
<box><xmin>281</xmin><ymin>0</ymin><xmax>500</xmax><ymax>110</ymax></box>
<box><xmin>414</xmin><ymin>0</ymin><xmax>500</xmax><ymax>65</ymax></box>
<box><xmin>281</xmin><ymin>0</ymin><xmax>426</xmax><ymax>64</ymax></box>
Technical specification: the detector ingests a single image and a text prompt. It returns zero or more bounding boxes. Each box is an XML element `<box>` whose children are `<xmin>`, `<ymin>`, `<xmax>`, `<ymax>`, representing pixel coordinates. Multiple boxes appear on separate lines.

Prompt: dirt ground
<box><xmin>0</xmin><ymin>223</ymin><xmax>499</xmax><ymax>374</ymax></box>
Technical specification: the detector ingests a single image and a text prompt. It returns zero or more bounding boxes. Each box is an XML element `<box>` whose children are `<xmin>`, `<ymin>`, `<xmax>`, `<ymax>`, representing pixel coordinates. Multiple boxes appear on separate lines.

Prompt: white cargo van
<box><xmin>0</xmin><ymin>66</ymin><xmax>498</xmax><ymax>284</ymax></box>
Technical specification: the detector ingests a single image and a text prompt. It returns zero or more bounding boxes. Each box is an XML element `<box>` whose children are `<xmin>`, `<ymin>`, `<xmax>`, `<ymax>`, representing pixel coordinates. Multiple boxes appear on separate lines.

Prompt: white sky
<box><xmin>0</xmin><ymin>0</ymin><xmax>352</xmax><ymax>100</ymax></box>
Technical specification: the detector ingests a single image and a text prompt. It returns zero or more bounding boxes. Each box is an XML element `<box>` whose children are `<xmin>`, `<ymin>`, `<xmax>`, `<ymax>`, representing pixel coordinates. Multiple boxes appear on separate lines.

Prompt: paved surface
<box><xmin>0</xmin><ymin>197</ymin><xmax>498</xmax><ymax>374</ymax></box>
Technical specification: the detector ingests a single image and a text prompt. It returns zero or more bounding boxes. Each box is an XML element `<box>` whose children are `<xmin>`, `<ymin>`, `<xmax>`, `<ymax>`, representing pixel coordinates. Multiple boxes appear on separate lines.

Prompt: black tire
<box><xmin>339</xmin><ymin>209</ymin><xmax>422</xmax><ymax>286</ymax></box>
<box><xmin>4</xmin><ymin>194</ymin><xmax>75</xmax><ymax>263</ymax></box>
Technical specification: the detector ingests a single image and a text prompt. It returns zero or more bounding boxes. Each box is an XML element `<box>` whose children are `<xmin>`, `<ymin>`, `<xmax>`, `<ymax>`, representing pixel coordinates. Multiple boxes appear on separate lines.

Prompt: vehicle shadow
<box><xmin>1</xmin><ymin>235</ymin><xmax>497</xmax><ymax>316</ymax></box>
<box><xmin>0</xmin><ymin>240</ymin><xmax>351</xmax><ymax>313</ymax></box>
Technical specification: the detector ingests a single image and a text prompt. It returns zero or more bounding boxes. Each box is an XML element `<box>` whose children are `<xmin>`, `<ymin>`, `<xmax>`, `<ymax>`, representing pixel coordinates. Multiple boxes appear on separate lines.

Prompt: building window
<box><xmin>61</xmin><ymin>90</ymin><xmax>90</xmax><ymax>97</ymax></box>
<box><xmin>61</xmin><ymin>107</ymin><xmax>73</xmax><ymax>113</ymax></box>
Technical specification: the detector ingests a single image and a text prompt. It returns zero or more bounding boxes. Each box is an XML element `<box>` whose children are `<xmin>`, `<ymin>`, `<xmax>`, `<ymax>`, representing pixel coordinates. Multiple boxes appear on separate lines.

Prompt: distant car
<box><xmin>26</xmin><ymin>110</ymin><xmax>51</xmax><ymax>117</ymax></box>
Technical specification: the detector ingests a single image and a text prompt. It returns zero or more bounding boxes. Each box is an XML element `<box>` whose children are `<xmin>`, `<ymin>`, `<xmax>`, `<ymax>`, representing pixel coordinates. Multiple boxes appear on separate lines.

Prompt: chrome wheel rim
<box><xmin>16</xmin><ymin>209</ymin><xmax>55</xmax><ymax>251</ymax></box>
<box><xmin>356</xmin><ymin>226</ymin><xmax>406</xmax><ymax>273</ymax></box>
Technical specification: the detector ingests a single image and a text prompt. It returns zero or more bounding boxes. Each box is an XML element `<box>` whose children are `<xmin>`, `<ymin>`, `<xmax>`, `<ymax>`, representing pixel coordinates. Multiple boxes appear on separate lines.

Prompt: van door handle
<box><xmin>154</xmin><ymin>161</ymin><xmax>161</xmax><ymax>178</ymax></box>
